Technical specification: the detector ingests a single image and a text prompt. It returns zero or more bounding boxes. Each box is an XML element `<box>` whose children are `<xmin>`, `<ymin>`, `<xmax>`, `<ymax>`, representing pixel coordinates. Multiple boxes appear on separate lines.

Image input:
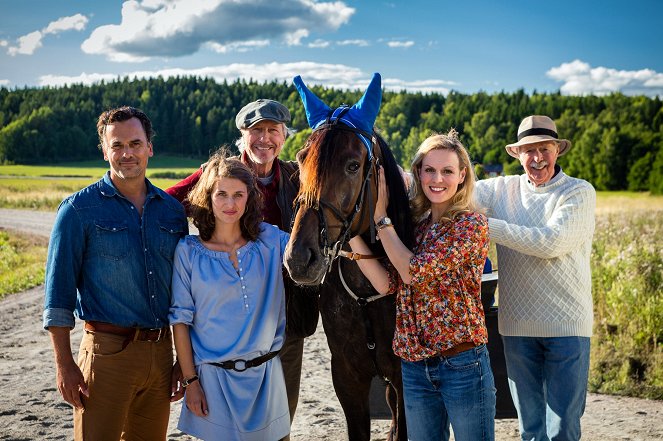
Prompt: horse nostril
<box><xmin>304</xmin><ymin>246</ymin><xmax>318</xmax><ymax>268</ymax></box>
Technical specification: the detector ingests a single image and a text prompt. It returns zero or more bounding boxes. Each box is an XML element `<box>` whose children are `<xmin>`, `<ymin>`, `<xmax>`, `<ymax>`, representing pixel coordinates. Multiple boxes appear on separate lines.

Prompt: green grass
<box><xmin>0</xmin><ymin>155</ymin><xmax>204</xmax><ymax>179</ymax></box>
<box><xmin>0</xmin><ymin>229</ymin><xmax>48</xmax><ymax>300</ymax></box>
<box><xmin>0</xmin><ymin>156</ymin><xmax>202</xmax><ymax>210</ymax></box>
<box><xmin>589</xmin><ymin>210</ymin><xmax>663</xmax><ymax>399</ymax></box>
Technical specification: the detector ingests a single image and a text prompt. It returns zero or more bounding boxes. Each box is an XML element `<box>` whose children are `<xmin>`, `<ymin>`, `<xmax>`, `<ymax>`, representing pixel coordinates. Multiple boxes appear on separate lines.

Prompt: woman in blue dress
<box><xmin>169</xmin><ymin>151</ymin><xmax>290</xmax><ymax>441</ymax></box>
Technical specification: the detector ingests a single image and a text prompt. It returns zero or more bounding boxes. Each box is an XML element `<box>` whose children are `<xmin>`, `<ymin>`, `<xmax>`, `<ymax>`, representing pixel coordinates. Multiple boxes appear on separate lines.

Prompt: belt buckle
<box><xmin>146</xmin><ymin>327</ymin><xmax>164</xmax><ymax>342</ymax></box>
<box><xmin>232</xmin><ymin>359</ymin><xmax>248</xmax><ymax>372</ymax></box>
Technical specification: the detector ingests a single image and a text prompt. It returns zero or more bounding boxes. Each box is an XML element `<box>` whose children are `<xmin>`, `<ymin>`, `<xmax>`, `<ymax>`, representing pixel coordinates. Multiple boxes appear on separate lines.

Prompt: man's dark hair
<box><xmin>96</xmin><ymin>106</ymin><xmax>154</xmax><ymax>150</ymax></box>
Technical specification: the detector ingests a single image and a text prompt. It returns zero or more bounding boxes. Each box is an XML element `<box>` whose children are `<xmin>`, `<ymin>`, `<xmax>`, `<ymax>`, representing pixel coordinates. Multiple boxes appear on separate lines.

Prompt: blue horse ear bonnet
<box><xmin>293</xmin><ymin>73</ymin><xmax>382</xmax><ymax>154</ymax></box>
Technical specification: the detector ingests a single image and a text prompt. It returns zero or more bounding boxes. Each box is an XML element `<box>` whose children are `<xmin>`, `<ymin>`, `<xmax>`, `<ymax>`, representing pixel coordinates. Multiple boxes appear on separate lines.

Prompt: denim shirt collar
<box><xmin>100</xmin><ymin>171</ymin><xmax>164</xmax><ymax>200</ymax></box>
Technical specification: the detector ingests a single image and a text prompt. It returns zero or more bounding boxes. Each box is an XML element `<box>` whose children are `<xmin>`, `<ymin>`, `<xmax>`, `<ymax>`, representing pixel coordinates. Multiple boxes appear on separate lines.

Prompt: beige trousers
<box><xmin>74</xmin><ymin>329</ymin><xmax>173</xmax><ymax>441</ymax></box>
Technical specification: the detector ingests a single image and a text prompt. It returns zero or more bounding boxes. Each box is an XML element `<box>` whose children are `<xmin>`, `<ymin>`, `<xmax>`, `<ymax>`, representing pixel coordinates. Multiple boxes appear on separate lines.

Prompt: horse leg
<box><xmin>330</xmin><ymin>355</ymin><xmax>372</xmax><ymax>441</ymax></box>
<box><xmin>385</xmin><ymin>378</ymin><xmax>407</xmax><ymax>441</ymax></box>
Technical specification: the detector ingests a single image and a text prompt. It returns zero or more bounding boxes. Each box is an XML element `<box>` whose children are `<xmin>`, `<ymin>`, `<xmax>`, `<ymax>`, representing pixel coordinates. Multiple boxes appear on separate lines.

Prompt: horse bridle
<box><xmin>292</xmin><ymin>115</ymin><xmax>394</xmax><ymax>376</ymax></box>
<box><xmin>292</xmin><ymin>114</ymin><xmax>381</xmax><ymax>279</ymax></box>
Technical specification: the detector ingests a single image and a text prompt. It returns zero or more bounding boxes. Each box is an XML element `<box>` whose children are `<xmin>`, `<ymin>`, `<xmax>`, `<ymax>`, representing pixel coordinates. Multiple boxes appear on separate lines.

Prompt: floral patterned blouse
<box><xmin>389</xmin><ymin>211</ymin><xmax>489</xmax><ymax>362</ymax></box>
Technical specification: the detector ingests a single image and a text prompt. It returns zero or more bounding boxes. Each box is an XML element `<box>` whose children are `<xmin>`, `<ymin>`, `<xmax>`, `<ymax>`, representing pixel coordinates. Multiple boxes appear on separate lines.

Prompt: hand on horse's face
<box><xmin>374</xmin><ymin>166</ymin><xmax>389</xmax><ymax>222</ymax></box>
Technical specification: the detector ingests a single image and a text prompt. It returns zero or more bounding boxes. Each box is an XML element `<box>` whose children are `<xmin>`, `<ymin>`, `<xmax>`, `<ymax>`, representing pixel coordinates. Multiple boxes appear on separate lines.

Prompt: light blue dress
<box><xmin>169</xmin><ymin>223</ymin><xmax>290</xmax><ymax>441</ymax></box>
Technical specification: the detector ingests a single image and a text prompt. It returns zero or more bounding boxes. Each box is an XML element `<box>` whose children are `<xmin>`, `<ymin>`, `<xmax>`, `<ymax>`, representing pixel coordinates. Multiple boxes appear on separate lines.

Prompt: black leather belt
<box><xmin>209</xmin><ymin>351</ymin><xmax>279</xmax><ymax>372</ymax></box>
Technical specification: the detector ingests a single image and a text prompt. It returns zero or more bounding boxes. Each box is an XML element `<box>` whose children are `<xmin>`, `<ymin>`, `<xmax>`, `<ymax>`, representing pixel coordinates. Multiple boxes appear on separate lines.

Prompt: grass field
<box><xmin>0</xmin><ymin>155</ymin><xmax>204</xmax><ymax>178</ymax></box>
<box><xmin>0</xmin><ymin>156</ymin><xmax>202</xmax><ymax>210</ymax></box>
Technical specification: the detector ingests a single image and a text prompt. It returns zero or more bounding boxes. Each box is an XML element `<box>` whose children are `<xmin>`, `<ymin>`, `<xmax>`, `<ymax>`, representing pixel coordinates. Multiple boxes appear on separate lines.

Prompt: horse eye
<box><xmin>347</xmin><ymin>161</ymin><xmax>360</xmax><ymax>173</ymax></box>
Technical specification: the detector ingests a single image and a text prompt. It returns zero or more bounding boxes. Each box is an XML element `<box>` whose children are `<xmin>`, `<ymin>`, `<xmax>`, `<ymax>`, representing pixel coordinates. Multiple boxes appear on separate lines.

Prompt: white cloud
<box><xmin>36</xmin><ymin>61</ymin><xmax>454</xmax><ymax>94</ymax></box>
<box><xmin>0</xmin><ymin>79</ymin><xmax>10</xmax><ymax>87</ymax></box>
<box><xmin>337</xmin><ymin>39</ymin><xmax>369</xmax><ymax>47</ymax></box>
<box><xmin>82</xmin><ymin>0</ymin><xmax>355</xmax><ymax>62</ymax></box>
<box><xmin>308</xmin><ymin>39</ymin><xmax>330</xmax><ymax>48</ymax></box>
<box><xmin>284</xmin><ymin>29</ymin><xmax>309</xmax><ymax>46</ymax></box>
<box><xmin>8</xmin><ymin>31</ymin><xmax>43</xmax><ymax>56</ymax></box>
<box><xmin>207</xmin><ymin>40</ymin><xmax>270</xmax><ymax>53</ymax></box>
<box><xmin>39</xmin><ymin>72</ymin><xmax>120</xmax><ymax>86</ymax></box>
<box><xmin>387</xmin><ymin>40</ymin><xmax>414</xmax><ymax>48</ymax></box>
<box><xmin>44</xmin><ymin>14</ymin><xmax>88</xmax><ymax>35</ymax></box>
<box><xmin>383</xmin><ymin>78</ymin><xmax>456</xmax><ymax>94</ymax></box>
<box><xmin>547</xmin><ymin>59</ymin><xmax>663</xmax><ymax>96</ymax></box>
<box><xmin>6</xmin><ymin>13</ymin><xmax>88</xmax><ymax>56</ymax></box>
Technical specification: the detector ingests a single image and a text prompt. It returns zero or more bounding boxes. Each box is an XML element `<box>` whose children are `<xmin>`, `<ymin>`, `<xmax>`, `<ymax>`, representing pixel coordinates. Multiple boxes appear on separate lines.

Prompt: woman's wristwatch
<box><xmin>375</xmin><ymin>216</ymin><xmax>393</xmax><ymax>231</ymax></box>
<box><xmin>182</xmin><ymin>375</ymin><xmax>199</xmax><ymax>388</ymax></box>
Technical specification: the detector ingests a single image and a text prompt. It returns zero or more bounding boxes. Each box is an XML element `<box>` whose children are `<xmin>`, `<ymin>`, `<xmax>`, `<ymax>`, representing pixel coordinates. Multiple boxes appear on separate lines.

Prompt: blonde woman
<box><xmin>349</xmin><ymin>130</ymin><xmax>496</xmax><ymax>441</ymax></box>
<box><xmin>169</xmin><ymin>151</ymin><xmax>290</xmax><ymax>441</ymax></box>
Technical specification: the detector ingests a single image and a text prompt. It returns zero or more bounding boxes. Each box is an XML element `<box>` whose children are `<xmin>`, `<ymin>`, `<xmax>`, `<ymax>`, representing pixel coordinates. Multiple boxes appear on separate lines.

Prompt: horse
<box><xmin>284</xmin><ymin>118</ymin><xmax>414</xmax><ymax>441</ymax></box>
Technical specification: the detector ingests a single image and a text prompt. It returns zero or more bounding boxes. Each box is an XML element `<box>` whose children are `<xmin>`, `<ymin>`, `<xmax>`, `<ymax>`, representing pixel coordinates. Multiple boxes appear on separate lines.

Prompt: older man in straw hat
<box><xmin>475</xmin><ymin>115</ymin><xmax>596</xmax><ymax>441</ymax></box>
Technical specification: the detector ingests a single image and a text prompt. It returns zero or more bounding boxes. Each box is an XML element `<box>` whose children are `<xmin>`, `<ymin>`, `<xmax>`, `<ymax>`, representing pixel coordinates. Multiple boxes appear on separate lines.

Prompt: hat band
<box><xmin>518</xmin><ymin>127</ymin><xmax>558</xmax><ymax>141</ymax></box>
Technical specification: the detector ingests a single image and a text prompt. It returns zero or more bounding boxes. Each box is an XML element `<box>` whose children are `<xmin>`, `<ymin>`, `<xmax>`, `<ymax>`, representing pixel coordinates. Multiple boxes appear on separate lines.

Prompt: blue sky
<box><xmin>1</xmin><ymin>0</ymin><xmax>662</xmax><ymax>95</ymax></box>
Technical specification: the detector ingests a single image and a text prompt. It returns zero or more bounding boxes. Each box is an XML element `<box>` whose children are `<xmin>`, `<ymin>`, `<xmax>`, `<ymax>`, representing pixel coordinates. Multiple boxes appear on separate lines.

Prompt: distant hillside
<box><xmin>1</xmin><ymin>77</ymin><xmax>662</xmax><ymax>192</ymax></box>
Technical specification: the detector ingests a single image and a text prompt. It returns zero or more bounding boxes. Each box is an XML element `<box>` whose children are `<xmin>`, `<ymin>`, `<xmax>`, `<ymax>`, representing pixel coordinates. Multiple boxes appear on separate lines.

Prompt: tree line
<box><xmin>1</xmin><ymin>76</ymin><xmax>662</xmax><ymax>193</ymax></box>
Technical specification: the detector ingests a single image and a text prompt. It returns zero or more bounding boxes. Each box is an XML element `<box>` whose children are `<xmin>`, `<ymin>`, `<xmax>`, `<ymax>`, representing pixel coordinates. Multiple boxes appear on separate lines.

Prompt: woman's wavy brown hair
<box><xmin>410</xmin><ymin>129</ymin><xmax>479</xmax><ymax>223</ymax></box>
<box><xmin>187</xmin><ymin>148</ymin><xmax>264</xmax><ymax>242</ymax></box>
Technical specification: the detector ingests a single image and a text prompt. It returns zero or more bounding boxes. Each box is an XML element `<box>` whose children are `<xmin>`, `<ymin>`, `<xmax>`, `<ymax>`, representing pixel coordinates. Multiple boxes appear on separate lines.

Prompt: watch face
<box><xmin>383</xmin><ymin>217</ymin><xmax>392</xmax><ymax>225</ymax></box>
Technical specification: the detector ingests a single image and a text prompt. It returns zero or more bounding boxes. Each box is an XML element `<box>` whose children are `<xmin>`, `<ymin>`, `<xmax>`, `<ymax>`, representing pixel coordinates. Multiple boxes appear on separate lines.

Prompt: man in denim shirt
<box><xmin>43</xmin><ymin>106</ymin><xmax>188</xmax><ymax>441</ymax></box>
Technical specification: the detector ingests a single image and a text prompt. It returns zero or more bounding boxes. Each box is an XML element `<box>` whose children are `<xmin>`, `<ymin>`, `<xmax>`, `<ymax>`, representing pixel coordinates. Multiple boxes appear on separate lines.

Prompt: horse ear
<box><xmin>293</xmin><ymin>75</ymin><xmax>331</xmax><ymax>129</ymax></box>
<box><xmin>348</xmin><ymin>73</ymin><xmax>382</xmax><ymax>134</ymax></box>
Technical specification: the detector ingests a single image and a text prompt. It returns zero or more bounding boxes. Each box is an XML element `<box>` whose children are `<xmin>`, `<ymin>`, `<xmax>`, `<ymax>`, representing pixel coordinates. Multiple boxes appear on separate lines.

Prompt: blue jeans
<box><xmin>502</xmin><ymin>336</ymin><xmax>590</xmax><ymax>441</ymax></box>
<box><xmin>401</xmin><ymin>344</ymin><xmax>496</xmax><ymax>441</ymax></box>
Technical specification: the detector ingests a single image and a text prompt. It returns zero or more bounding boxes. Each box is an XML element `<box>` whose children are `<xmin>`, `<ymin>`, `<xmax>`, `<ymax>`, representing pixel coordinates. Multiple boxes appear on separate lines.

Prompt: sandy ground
<box><xmin>1</xmin><ymin>207</ymin><xmax>662</xmax><ymax>440</ymax></box>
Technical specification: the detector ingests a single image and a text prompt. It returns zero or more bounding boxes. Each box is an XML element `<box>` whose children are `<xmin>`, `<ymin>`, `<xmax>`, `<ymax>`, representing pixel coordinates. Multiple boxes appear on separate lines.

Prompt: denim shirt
<box><xmin>43</xmin><ymin>172</ymin><xmax>188</xmax><ymax>329</ymax></box>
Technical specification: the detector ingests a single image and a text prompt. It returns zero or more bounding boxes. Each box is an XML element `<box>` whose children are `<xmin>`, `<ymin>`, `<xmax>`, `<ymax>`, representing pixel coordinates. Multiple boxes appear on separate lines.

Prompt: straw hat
<box><xmin>505</xmin><ymin>115</ymin><xmax>571</xmax><ymax>158</ymax></box>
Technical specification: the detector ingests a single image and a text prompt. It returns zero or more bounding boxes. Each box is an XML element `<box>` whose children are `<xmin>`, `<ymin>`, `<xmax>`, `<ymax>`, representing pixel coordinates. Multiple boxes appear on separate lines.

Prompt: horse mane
<box><xmin>367</xmin><ymin>134</ymin><xmax>414</xmax><ymax>251</ymax></box>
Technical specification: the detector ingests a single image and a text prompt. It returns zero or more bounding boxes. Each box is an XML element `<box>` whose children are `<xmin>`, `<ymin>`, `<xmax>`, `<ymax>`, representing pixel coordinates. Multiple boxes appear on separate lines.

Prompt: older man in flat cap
<box><xmin>166</xmin><ymin>99</ymin><xmax>319</xmax><ymax>429</ymax></box>
<box><xmin>475</xmin><ymin>115</ymin><xmax>596</xmax><ymax>441</ymax></box>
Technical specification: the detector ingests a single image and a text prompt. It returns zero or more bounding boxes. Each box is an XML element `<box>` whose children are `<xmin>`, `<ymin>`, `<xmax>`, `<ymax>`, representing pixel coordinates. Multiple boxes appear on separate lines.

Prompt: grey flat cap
<box><xmin>235</xmin><ymin>99</ymin><xmax>291</xmax><ymax>130</ymax></box>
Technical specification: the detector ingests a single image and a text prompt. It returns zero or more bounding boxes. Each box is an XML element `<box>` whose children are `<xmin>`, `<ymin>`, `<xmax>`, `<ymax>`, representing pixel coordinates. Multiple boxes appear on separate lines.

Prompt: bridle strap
<box><xmin>337</xmin><ymin>258</ymin><xmax>392</xmax><ymax>376</ymax></box>
<box><xmin>337</xmin><ymin>249</ymin><xmax>383</xmax><ymax>261</ymax></box>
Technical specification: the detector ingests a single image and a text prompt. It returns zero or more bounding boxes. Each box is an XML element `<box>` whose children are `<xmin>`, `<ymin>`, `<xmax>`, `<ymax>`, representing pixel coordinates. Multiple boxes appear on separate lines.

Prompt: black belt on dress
<box><xmin>209</xmin><ymin>350</ymin><xmax>280</xmax><ymax>372</ymax></box>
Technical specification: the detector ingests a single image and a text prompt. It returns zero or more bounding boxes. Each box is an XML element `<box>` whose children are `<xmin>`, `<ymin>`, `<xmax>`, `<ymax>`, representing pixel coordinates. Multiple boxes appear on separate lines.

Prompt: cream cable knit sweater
<box><xmin>475</xmin><ymin>170</ymin><xmax>596</xmax><ymax>337</ymax></box>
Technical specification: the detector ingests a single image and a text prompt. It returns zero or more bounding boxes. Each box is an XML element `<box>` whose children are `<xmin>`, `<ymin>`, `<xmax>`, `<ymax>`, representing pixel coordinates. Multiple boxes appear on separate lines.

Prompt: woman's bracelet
<box><xmin>182</xmin><ymin>375</ymin><xmax>199</xmax><ymax>388</ymax></box>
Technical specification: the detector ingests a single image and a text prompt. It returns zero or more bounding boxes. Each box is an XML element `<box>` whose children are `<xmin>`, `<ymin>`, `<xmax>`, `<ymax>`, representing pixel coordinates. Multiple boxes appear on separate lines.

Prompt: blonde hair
<box><xmin>410</xmin><ymin>129</ymin><xmax>478</xmax><ymax>223</ymax></box>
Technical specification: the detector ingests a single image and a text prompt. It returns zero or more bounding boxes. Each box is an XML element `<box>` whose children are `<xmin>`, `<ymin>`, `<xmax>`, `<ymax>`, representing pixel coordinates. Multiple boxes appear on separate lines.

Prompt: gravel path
<box><xmin>1</xmin><ymin>207</ymin><xmax>661</xmax><ymax>440</ymax></box>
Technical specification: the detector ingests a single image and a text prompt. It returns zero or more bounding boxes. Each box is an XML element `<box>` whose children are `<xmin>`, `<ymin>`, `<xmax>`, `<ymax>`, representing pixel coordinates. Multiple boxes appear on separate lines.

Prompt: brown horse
<box><xmin>284</xmin><ymin>124</ymin><xmax>413</xmax><ymax>441</ymax></box>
